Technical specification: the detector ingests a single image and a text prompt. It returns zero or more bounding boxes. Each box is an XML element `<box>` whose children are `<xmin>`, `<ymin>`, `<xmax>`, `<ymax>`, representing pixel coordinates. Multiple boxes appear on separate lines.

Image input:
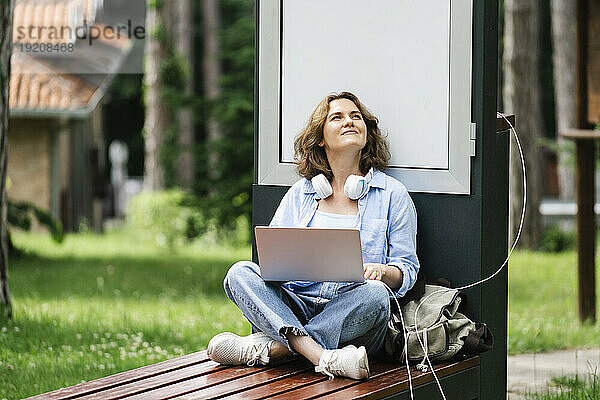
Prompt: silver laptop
<box><xmin>254</xmin><ymin>226</ymin><xmax>365</xmax><ymax>282</ymax></box>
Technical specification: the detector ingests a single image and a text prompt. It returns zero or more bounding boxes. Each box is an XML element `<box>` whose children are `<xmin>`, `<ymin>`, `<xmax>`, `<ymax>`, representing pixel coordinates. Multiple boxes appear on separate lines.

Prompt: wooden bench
<box><xmin>28</xmin><ymin>350</ymin><xmax>480</xmax><ymax>399</ymax></box>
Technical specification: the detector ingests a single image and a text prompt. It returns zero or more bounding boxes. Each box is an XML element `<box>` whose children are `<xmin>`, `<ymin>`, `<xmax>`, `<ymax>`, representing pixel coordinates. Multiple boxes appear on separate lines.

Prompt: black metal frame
<box><xmin>252</xmin><ymin>1</ymin><xmax>506</xmax><ymax>398</ymax></box>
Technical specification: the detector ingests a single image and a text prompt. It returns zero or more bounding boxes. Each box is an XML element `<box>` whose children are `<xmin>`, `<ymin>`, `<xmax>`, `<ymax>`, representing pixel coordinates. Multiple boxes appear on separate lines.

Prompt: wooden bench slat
<box><xmin>76</xmin><ymin>360</ymin><xmax>223</xmax><ymax>400</ymax></box>
<box><xmin>320</xmin><ymin>356</ymin><xmax>480</xmax><ymax>400</ymax></box>
<box><xmin>26</xmin><ymin>351</ymin><xmax>210</xmax><ymax>400</ymax></box>
<box><xmin>264</xmin><ymin>357</ymin><xmax>479</xmax><ymax>400</ymax></box>
<box><xmin>120</xmin><ymin>363</ymin><xmax>280</xmax><ymax>399</ymax></box>
<box><xmin>176</xmin><ymin>359</ymin><xmax>314</xmax><ymax>400</ymax></box>
<box><xmin>264</xmin><ymin>361</ymin><xmax>403</xmax><ymax>400</ymax></box>
<box><xmin>216</xmin><ymin>370</ymin><xmax>329</xmax><ymax>400</ymax></box>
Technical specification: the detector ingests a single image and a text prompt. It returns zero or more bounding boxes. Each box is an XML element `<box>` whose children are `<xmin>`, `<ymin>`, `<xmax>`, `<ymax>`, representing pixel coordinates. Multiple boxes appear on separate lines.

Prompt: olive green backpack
<box><xmin>384</xmin><ymin>283</ymin><xmax>493</xmax><ymax>369</ymax></box>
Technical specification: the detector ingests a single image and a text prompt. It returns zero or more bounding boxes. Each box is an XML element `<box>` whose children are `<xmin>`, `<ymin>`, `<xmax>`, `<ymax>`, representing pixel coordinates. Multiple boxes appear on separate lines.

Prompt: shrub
<box><xmin>540</xmin><ymin>225</ymin><xmax>576</xmax><ymax>253</ymax></box>
<box><xmin>7</xmin><ymin>200</ymin><xmax>64</xmax><ymax>259</ymax></box>
<box><xmin>8</xmin><ymin>200</ymin><xmax>64</xmax><ymax>242</ymax></box>
<box><xmin>126</xmin><ymin>190</ymin><xmax>206</xmax><ymax>251</ymax></box>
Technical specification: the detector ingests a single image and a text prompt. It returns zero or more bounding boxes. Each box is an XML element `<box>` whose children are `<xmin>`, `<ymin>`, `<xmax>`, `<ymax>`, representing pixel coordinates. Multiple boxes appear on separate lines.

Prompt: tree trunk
<box><xmin>504</xmin><ymin>0</ymin><xmax>544</xmax><ymax>248</ymax></box>
<box><xmin>143</xmin><ymin>1</ymin><xmax>171</xmax><ymax>191</ymax></box>
<box><xmin>175</xmin><ymin>0</ymin><xmax>195</xmax><ymax>190</ymax></box>
<box><xmin>0</xmin><ymin>0</ymin><xmax>13</xmax><ymax>321</ymax></box>
<box><xmin>551</xmin><ymin>0</ymin><xmax>576</xmax><ymax>201</ymax></box>
<box><xmin>203</xmin><ymin>0</ymin><xmax>222</xmax><ymax>180</ymax></box>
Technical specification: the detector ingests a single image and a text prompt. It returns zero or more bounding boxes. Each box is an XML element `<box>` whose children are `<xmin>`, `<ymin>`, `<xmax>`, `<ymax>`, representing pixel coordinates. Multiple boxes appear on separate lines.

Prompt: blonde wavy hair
<box><xmin>293</xmin><ymin>92</ymin><xmax>390</xmax><ymax>181</ymax></box>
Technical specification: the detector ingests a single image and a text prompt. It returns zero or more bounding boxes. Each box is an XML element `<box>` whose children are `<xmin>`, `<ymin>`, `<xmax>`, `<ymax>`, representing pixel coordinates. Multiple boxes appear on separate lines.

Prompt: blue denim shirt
<box><xmin>269</xmin><ymin>169</ymin><xmax>420</xmax><ymax>298</ymax></box>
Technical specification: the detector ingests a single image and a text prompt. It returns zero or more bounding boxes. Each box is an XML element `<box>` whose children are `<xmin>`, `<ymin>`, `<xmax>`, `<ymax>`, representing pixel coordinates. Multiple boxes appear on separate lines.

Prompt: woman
<box><xmin>207</xmin><ymin>92</ymin><xmax>419</xmax><ymax>380</ymax></box>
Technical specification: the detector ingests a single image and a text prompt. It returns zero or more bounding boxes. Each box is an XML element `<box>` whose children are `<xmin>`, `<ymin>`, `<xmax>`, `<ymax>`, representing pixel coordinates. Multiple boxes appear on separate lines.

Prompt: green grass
<box><xmin>0</xmin><ymin>231</ymin><xmax>252</xmax><ymax>399</ymax></box>
<box><xmin>2</xmin><ymin>232</ymin><xmax>600</xmax><ymax>398</ymax></box>
<box><xmin>508</xmin><ymin>250</ymin><xmax>600</xmax><ymax>355</ymax></box>
<box><xmin>525</xmin><ymin>374</ymin><xmax>600</xmax><ymax>399</ymax></box>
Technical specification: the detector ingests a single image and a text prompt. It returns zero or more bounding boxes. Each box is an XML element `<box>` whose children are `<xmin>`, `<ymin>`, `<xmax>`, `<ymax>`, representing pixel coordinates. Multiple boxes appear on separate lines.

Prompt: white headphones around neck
<box><xmin>311</xmin><ymin>168</ymin><xmax>374</xmax><ymax>200</ymax></box>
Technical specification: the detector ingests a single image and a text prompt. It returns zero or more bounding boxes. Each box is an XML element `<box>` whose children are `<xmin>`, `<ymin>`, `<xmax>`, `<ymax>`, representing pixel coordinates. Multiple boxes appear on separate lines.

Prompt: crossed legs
<box><xmin>222</xmin><ymin>261</ymin><xmax>390</xmax><ymax>365</ymax></box>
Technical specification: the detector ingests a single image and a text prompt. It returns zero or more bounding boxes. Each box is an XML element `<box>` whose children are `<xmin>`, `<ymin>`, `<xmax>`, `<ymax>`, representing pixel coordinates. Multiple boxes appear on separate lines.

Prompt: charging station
<box><xmin>253</xmin><ymin>1</ymin><xmax>508</xmax><ymax>397</ymax></box>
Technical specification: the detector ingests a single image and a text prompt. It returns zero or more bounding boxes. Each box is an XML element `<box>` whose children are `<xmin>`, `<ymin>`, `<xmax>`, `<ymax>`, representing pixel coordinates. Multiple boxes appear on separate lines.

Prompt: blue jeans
<box><xmin>223</xmin><ymin>261</ymin><xmax>390</xmax><ymax>358</ymax></box>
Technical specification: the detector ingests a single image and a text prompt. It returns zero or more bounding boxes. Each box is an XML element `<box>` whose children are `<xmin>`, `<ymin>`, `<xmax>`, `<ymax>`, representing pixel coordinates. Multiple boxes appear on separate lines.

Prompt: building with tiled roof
<box><xmin>6</xmin><ymin>0</ymin><xmax>136</xmax><ymax>232</ymax></box>
<box><xmin>9</xmin><ymin>55</ymin><xmax>97</xmax><ymax>112</ymax></box>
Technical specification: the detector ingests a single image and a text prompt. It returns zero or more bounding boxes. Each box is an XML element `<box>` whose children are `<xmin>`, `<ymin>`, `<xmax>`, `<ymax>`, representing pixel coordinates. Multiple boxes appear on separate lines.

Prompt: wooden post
<box><xmin>569</xmin><ymin>0</ymin><xmax>598</xmax><ymax>324</ymax></box>
<box><xmin>576</xmin><ymin>139</ymin><xmax>596</xmax><ymax>323</ymax></box>
<box><xmin>562</xmin><ymin>129</ymin><xmax>599</xmax><ymax>324</ymax></box>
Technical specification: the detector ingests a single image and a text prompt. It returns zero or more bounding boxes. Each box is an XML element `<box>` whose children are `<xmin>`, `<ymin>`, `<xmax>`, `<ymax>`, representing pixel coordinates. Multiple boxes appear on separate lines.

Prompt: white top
<box><xmin>309</xmin><ymin>210</ymin><xmax>360</xmax><ymax>229</ymax></box>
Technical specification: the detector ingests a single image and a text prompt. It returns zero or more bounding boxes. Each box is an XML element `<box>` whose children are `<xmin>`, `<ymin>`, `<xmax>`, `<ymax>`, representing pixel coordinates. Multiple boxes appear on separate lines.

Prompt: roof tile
<box><xmin>10</xmin><ymin>54</ymin><xmax>96</xmax><ymax>112</ymax></box>
<box><xmin>9</xmin><ymin>0</ymin><xmax>133</xmax><ymax>114</ymax></box>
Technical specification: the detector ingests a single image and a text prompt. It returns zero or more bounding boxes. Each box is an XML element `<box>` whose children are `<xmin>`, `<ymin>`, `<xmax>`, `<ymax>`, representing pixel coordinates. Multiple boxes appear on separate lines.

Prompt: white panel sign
<box><xmin>281</xmin><ymin>1</ymin><xmax>449</xmax><ymax>169</ymax></box>
<box><xmin>258</xmin><ymin>0</ymin><xmax>473</xmax><ymax>194</ymax></box>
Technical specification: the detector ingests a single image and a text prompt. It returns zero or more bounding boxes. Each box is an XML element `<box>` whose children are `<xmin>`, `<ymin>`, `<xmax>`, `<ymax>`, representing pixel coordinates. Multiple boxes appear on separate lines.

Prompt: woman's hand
<box><xmin>363</xmin><ymin>263</ymin><xmax>404</xmax><ymax>289</ymax></box>
<box><xmin>363</xmin><ymin>263</ymin><xmax>386</xmax><ymax>281</ymax></box>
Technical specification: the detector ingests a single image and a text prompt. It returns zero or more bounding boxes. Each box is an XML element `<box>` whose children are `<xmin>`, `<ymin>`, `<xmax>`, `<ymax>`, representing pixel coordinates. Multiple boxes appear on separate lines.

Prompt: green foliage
<box><xmin>159</xmin><ymin>52</ymin><xmax>187</xmax><ymax>93</ymax></box>
<box><xmin>194</xmin><ymin>135</ymin><xmax>253</xmax><ymax>233</ymax></box>
<box><xmin>126</xmin><ymin>190</ymin><xmax>206</xmax><ymax>251</ymax></box>
<box><xmin>148</xmin><ymin>0</ymin><xmax>164</xmax><ymax>10</ymax></box>
<box><xmin>540</xmin><ymin>225</ymin><xmax>576</xmax><ymax>253</ymax></box>
<box><xmin>151</xmin><ymin>11</ymin><xmax>194</xmax><ymax>192</ymax></box>
<box><xmin>137</xmin><ymin>0</ymin><xmax>256</xmax><ymax>242</ymax></box>
<box><xmin>109</xmin><ymin>74</ymin><xmax>143</xmax><ymax>101</ymax></box>
<box><xmin>7</xmin><ymin>200</ymin><xmax>64</xmax><ymax>243</ymax></box>
<box><xmin>160</xmin><ymin>123</ymin><xmax>180</xmax><ymax>189</ymax></box>
<box><xmin>220</xmin><ymin>214</ymin><xmax>251</xmax><ymax>248</ymax></box>
<box><xmin>538</xmin><ymin>138</ymin><xmax>576</xmax><ymax>171</ymax></box>
<box><xmin>158</xmin><ymin>52</ymin><xmax>190</xmax><ymax>187</ymax></box>
<box><xmin>151</xmin><ymin>22</ymin><xmax>166</xmax><ymax>42</ymax></box>
<box><xmin>538</xmin><ymin>137</ymin><xmax>600</xmax><ymax>170</ymax></box>
<box><xmin>191</xmin><ymin>0</ymin><xmax>255</xmax><ymax>236</ymax></box>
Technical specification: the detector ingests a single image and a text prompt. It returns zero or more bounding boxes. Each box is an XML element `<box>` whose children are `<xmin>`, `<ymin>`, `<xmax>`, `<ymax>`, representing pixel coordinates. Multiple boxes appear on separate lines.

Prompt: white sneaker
<box><xmin>315</xmin><ymin>345</ymin><xmax>370</xmax><ymax>380</ymax></box>
<box><xmin>207</xmin><ymin>332</ymin><xmax>274</xmax><ymax>366</ymax></box>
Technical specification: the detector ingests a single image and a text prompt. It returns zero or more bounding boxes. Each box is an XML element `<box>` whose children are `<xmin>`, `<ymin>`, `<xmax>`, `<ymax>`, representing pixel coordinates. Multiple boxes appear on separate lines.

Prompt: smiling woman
<box><xmin>206</xmin><ymin>91</ymin><xmax>419</xmax><ymax>381</ymax></box>
<box><xmin>294</xmin><ymin>92</ymin><xmax>390</xmax><ymax>184</ymax></box>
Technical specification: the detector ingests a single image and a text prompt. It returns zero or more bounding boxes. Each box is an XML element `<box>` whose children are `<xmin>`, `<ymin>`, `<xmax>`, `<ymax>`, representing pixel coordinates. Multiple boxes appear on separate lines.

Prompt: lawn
<box><xmin>508</xmin><ymin>250</ymin><xmax>600</xmax><ymax>355</ymax></box>
<box><xmin>1</xmin><ymin>232</ymin><xmax>600</xmax><ymax>399</ymax></box>
<box><xmin>1</xmin><ymin>231</ymin><xmax>252</xmax><ymax>399</ymax></box>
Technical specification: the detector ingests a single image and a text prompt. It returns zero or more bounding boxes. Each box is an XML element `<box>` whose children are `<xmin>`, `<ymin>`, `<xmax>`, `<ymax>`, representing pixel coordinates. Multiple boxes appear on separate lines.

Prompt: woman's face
<box><xmin>320</xmin><ymin>98</ymin><xmax>367</xmax><ymax>153</ymax></box>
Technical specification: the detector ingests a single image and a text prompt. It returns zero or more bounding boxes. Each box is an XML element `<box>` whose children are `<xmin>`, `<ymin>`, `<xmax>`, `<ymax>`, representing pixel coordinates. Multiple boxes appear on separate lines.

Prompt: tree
<box><xmin>144</xmin><ymin>0</ymin><xmax>195</xmax><ymax>192</ymax></box>
<box><xmin>551</xmin><ymin>0</ymin><xmax>576</xmax><ymax>200</ymax></box>
<box><xmin>1</xmin><ymin>0</ymin><xmax>13</xmax><ymax>320</ymax></box>
<box><xmin>175</xmin><ymin>0</ymin><xmax>195</xmax><ymax>190</ymax></box>
<box><xmin>202</xmin><ymin>0</ymin><xmax>223</xmax><ymax>178</ymax></box>
<box><xmin>143</xmin><ymin>0</ymin><xmax>172</xmax><ymax>191</ymax></box>
<box><xmin>503</xmin><ymin>0</ymin><xmax>544</xmax><ymax>248</ymax></box>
